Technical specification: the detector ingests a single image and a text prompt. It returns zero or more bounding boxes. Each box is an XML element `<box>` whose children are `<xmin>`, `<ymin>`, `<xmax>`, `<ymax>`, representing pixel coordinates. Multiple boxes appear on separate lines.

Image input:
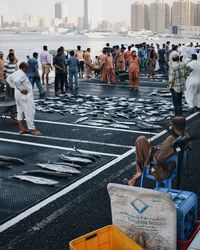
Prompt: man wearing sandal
<box><xmin>6</xmin><ymin>62</ymin><xmax>42</xmax><ymax>136</ymax></box>
<box><xmin>124</xmin><ymin>116</ymin><xmax>188</xmax><ymax>186</ymax></box>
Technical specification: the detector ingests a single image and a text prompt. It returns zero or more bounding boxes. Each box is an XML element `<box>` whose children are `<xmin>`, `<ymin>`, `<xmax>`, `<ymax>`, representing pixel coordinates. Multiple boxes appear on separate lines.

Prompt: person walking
<box><xmin>129</xmin><ymin>50</ymin><xmax>140</xmax><ymax>90</ymax></box>
<box><xmin>27</xmin><ymin>52</ymin><xmax>45</xmax><ymax>99</ymax></box>
<box><xmin>99</xmin><ymin>48</ymin><xmax>107</xmax><ymax>82</ymax></box>
<box><xmin>76</xmin><ymin>45</ymin><xmax>84</xmax><ymax>78</ymax></box>
<box><xmin>168</xmin><ymin>53</ymin><xmax>187</xmax><ymax>116</ymax></box>
<box><xmin>40</xmin><ymin>45</ymin><xmax>52</xmax><ymax>85</ymax></box>
<box><xmin>53</xmin><ymin>47</ymin><xmax>66</xmax><ymax>96</ymax></box>
<box><xmin>148</xmin><ymin>46</ymin><xmax>157</xmax><ymax>78</ymax></box>
<box><xmin>84</xmin><ymin>48</ymin><xmax>92</xmax><ymax>78</ymax></box>
<box><xmin>66</xmin><ymin>50</ymin><xmax>79</xmax><ymax>91</ymax></box>
<box><xmin>105</xmin><ymin>50</ymin><xmax>116</xmax><ymax>84</ymax></box>
<box><xmin>185</xmin><ymin>54</ymin><xmax>200</xmax><ymax>112</ymax></box>
<box><xmin>6</xmin><ymin>62</ymin><xmax>41</xmax><ymax>136</ymax></box>
<box><xmin>4</xmin><ymin>52</ymin><xmax>18</xmax><ymax>100</ymax></box>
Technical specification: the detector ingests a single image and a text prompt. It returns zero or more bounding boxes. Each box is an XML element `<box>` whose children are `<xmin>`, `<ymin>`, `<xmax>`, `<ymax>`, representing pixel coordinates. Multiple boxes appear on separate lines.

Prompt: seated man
<box><xmin>125</xmin><ymin>116</ymin><xmax>188</xmax><ymax>186</ymax></box>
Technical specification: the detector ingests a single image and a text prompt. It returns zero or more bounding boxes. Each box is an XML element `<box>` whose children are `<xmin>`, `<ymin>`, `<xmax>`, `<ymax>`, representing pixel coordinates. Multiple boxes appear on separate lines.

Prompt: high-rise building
<box><xmin>171</xmin><ymin>0</ymin><xmax>197</xmax><ymax>27</ymax></box>
<box><xmin>55</xmin><ymin>1</ymin><xmax>62</xmax><ymax>20</ymax></box>
<box><xmin>196</xmin><ymin>1</ymin><xmax>200</xmax><ymax>26</ymax></box>
<box><xmin>83</xmin><ymin>0</ymin><xmax>89</xmax><ymax>30</ymax></box>
<box><xmin>149</xmin><ymin>1</ymin><xmax>170</xmax><ymax>33</ymax></box>
<box><xmin>83</xmin><ymin>0</ymin><xmax>102</xmax><ymax>30</ymax></box>
<box><xmin>131</xmin><ymin>2</ymin><xmax>150</xmax><ymax>31</ymax></box>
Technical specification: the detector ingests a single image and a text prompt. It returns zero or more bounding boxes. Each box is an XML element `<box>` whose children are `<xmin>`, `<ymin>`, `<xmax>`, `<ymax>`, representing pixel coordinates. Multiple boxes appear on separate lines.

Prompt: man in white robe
<box><xmin>6</xmin><ymin>62</ymin><xmax>41</xmax><ymax>135</ymax></box>
<box><xmin>185</xmin><ymin>54</ymin><xmax>200</xmax><ymax>112</ymax></box>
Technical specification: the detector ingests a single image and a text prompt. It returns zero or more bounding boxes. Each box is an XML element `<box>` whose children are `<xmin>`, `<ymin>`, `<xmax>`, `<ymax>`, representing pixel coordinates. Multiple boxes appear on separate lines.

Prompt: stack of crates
<box><xmin>156</xmin><ymin>188</ymin><xmax>198</xmax><ymax>249</ymax></box>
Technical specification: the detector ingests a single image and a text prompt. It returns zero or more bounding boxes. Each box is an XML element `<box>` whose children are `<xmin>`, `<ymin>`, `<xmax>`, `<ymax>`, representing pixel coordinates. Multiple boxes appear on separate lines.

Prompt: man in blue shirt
<box><xmin>27</xmin><ymin>52</ymin><xmax>45</xmax><ymax>98</ymax></box>
<box><xmin>66</xmin><ymin>50</ymin><xmax>79</xmax><ymax>91</ymax></box>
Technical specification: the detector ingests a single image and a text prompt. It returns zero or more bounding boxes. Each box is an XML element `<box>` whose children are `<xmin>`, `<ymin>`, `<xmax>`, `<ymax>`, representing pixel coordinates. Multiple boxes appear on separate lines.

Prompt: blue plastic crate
<box><xmin>156</xmin><ymin>188</ymin><xmax>198</xmax><ymax>241</ymax></box>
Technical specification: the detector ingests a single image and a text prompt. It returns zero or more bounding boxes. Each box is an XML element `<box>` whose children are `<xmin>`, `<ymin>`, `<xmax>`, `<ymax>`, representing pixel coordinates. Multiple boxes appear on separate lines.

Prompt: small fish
<box><xmin>88</xmin><ymin>120</ymin><xmax>111</xmax><ymax>125</ymax></box>
<box><xmin>0</xmin><ymin>156</ymin><xmax>25</xmax><ymax>165</ymax></box>
<box><xmin>158</xmin><ymin>93</ymin><xmax>171</xmax><ymax>97</ymax></box>
<box><xmin>49</xmin><ymin>161</ymin><xmax>82</xmax><ymax>170</ymax></box>
<box><xmin>82</xmin><ymin>121</ymin><xmax>105</xmax><ymax>126</ymax></box>
<box><xmin>108</xmin><ymin>124</ymin><xmax>130</xmax><ymax>129</ymax></box>
<box><xmin>74</xmin><ymin>148</ymin><xmax>101</xmax><ymax>159</ymax></box>
<box><xmin>74</xmin><ymin>117</ymin><xmax>88</xmax><ymax>124</ymax></box>
<box><xmin>12</xmin><ymin>175</ymin><xmax>59</xmax><ymax>186</ymax></box>
<box><xmin>66</xmin><ymin>152</ymin><xmax>96</xmax><ymax>162</ymax></box>
<box><xmin>137</xmin><ymin>121</ymin><xmax>162</xmax><ymax>130</ymax></box>
<box><xmin>60</xmin><ymin>154</ymin><xmax>92</xmax><ymax>165</ymax></box>
<box><xmin>36</xmin><ymin>163</ymin><xmax>81</xmax><ymax>174</ymax></box>
<box><xmin>115</xmin><ymin>121</ymin><xmax>136</xmax><ymax>126</ymax></box>
<box><xmin>22</xmin><ymin>170</ymin><xmax>71</xmax><ymax>178</ymax></box>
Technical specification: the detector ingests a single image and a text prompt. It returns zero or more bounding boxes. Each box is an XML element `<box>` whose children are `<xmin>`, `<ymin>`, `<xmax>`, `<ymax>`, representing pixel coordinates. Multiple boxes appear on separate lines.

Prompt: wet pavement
<box><xmin>0</xmin><ymin>75</ymin><xmax>199</xmax><ymax>250</ymax></box>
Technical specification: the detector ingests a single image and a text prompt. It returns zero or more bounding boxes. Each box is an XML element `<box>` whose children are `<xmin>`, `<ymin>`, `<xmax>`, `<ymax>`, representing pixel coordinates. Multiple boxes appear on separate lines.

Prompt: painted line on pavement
<box><xmin>0</xmin><ymin>111</ymin><xmax>198</xmax><ymax>233</ymax></box>
<box><xmin>0</xmin><ymin>130</ymin><xmax>133</xmax><ymax>149</ymax></box>
<box><xmin>33</xmin><ymin>119</ymin><xmax>157</xmax><ymax>135</ymax></box>
<box><xmin>0</xmin><ymin>138</ymin><xmax>119</xmax><ymax>157</ymax></box>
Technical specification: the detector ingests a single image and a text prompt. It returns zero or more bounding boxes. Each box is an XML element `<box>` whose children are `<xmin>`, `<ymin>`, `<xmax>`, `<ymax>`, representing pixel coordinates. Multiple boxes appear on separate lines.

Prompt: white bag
<box><xmin>107</xmin><ymin>183</ymin><xmax>177</xmax><ymax>250</ymax></box>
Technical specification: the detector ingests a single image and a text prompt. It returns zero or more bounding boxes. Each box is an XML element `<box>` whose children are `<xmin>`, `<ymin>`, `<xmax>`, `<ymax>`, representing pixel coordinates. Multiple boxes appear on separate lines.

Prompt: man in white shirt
<box><xmin>6</xmin><ymin>62</ymin><xmax>41</xmax><ymax>136</ymax></box>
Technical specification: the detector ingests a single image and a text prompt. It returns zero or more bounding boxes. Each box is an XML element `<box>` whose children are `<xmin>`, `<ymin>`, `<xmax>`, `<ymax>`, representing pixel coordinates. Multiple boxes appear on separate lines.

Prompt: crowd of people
<box><xmin>0</xmin><ymin>40</ymin><xmax>200</xmax><ymax>135</ymax></box>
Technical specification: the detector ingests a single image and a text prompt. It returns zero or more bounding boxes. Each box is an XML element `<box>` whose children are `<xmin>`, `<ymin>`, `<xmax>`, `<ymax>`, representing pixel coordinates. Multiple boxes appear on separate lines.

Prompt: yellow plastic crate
<box><xmin>69</xmin><ymin>225</ymin><xmax>144</xmax><ymax>250</ymax></box>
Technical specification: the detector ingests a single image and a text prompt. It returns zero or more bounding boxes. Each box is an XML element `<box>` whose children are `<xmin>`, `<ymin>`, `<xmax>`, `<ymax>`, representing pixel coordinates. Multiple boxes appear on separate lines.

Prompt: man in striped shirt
<box><xmin>4</xmin><ymin>52</ymin><xmax>17</xmax><ymax>100</ymax></box>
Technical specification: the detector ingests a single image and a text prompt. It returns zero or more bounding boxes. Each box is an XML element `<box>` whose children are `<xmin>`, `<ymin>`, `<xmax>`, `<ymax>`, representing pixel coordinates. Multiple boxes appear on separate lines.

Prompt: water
<box><xmin>0</xmin><ymin>32</ymin><xmax>192</xmax><ymax>62</ymax></box>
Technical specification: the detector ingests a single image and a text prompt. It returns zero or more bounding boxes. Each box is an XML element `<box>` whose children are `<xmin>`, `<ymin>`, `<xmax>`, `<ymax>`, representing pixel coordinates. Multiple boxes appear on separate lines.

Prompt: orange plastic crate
<box><xmin>69</xmin><ymin>225</ymin><xmax>144</xmax><ymax>250</ymax></box>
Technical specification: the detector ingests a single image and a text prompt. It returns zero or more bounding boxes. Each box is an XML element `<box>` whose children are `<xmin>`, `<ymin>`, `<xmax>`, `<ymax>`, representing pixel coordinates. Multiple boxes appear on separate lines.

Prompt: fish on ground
<box><xmin>22</xmin><ymin>170</ymin><xmax>71</xmax><ymax>178</ymax></box>
<box><xmin>36</xmin><ymin>163</ymin><xmax>81</xmax><ymax>174</ymax></box>
<box><xmin>66</xmin><ymin>152</ymin><xmax>96</xmax><ymax>162</ymax></box>
<box><xmin>74</xmin><ymin>147</ymin><xmax>101</xmax><ymax>159</ymax></box>
<box><xmin>12</xmin><ymin>175</ymin><xmax>59</xmax><ymax>186</ymax></box>
<box><xmin>0</xmin><ymin>156</ymin><xmax>25</xmax><ymax>165</ymax></box>
<box><xmin>136</xmin><ymin>120</ymin><xmax>162</xmax><ymax>130</ymax></box>
<box><xmin>107</xmin><ymin>123</ymin><xmax>130</xmax><ymax>129</ymax></box>
<box><xmin>60</xmin><ymin>154</ymin><xmax>92</xmax><ymax>165</ymax></box>
<box><xmin>49</xmin><ymin>161</ymin><xmax>82</xmax><ymax>170</ymax></box>
<box><xmin>74</xmin><ymin>117</ymin><xmax>88</xmax><ymax>124</ymax></box>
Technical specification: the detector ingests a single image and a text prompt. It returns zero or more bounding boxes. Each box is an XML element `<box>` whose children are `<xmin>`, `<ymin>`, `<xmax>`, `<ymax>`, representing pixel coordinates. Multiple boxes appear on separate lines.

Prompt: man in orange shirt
<box><xmin>105</xmin><ymin>50</ymin><xmax>116</xmax><ymax>84</ymax></box>
<box><xmin>99</xmin><ymin>48</ymin><xmax>107</xmax><ymax>82</ymax></box>
<box><xmin>84</xmin><ymin>48</ymin><xmax>91</xmax><ymax>78</ymax></box>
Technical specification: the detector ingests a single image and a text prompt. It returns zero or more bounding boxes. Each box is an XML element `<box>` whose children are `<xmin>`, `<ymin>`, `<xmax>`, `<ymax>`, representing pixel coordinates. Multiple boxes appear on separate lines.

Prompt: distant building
<box><xmin>149</xmin><ymin>1</ymin><xmax>170</xmax><ymax>33</ymax></box>
<box><xmin>197</xmin><ymin>1</ymin><xmax>200</xmax><ymax>26</ymax></box>
<box><xmin>171</xmin><ymin>0</ymin><xmax>197</xmax><ymax>27</ymax></box>
<box><xmin>55</xmin><ymin>1</ymin><xmax>63</xmax><ymax>20</ymax></box>
<box><xmin>83</xmin><ymin>0</ymin><xmax>89</xmax><ymax>30</ymax></box>
<box><xmin>174</xmin><ymin>25</ymin><xmax>200</xmax><ymax>38</ymax></box>
<box><xmin>131</xmin><ymin>1</ymin><xmax>150</xmax><ymax>31</ymax></box>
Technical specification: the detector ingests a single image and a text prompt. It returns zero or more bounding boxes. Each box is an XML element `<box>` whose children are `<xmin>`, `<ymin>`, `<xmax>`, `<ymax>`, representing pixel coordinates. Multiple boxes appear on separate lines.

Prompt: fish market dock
<box><xmin>0</xmin><ymin>76</ymin><xmax>200</xmax><ymax>250</ymax></box>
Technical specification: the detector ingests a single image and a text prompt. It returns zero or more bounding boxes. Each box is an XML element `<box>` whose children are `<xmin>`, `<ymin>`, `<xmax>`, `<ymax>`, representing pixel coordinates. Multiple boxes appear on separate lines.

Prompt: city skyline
<box><xmin>1</xmin><ymin>0</ymin><xmax>174</xmax><ymax>23</ymax></box>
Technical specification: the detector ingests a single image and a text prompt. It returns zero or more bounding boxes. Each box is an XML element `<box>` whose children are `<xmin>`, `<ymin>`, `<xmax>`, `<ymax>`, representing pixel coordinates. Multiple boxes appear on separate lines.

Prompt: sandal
<box><xmin>19</xmin><ymin>129</ymin><xmax>27</xmax><ymax>135</ymax></box>
<box><xmin>31</xmin><ymin>129</ymin><xmax>42</xmax><ymax>136</ymax></box>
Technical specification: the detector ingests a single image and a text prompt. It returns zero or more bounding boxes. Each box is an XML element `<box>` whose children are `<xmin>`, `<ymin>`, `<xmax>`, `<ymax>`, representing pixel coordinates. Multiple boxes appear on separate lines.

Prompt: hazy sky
<box><xmin>3</xmin><ymin>0</ymin><xmax>173</xmax><ymax>22</ymax></box>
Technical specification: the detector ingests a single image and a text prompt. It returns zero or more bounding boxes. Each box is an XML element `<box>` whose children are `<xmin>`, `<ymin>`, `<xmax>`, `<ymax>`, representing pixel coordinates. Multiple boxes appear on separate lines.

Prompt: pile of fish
<box><xmin>35</xmin><ymin>93</ymin><xmax>189</xmax><ymax>131</ymax></box>
<box><xmin>9</xmin><ymin>149</ymin><xmax>101</xmax><ymax>186</ymax></box>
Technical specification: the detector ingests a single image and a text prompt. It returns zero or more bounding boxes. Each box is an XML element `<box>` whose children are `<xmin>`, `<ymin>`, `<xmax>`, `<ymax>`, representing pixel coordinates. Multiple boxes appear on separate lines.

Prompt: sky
<box><xmin>2</xmin><ymin>0</ymin><xmax>173</xmax><ymax>22</ymax></box>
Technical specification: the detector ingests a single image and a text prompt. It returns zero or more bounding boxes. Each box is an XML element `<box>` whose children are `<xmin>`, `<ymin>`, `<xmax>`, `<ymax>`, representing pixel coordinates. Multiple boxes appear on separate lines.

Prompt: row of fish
<box><xmin>2</xmin><ymin>149</ymin><xmax>101</xmax><ymax>186</ymax></box>
<box><xmin>34</xmin><ymin>93</ymin><xmax>189</xmax><ymax>130</ymax></box>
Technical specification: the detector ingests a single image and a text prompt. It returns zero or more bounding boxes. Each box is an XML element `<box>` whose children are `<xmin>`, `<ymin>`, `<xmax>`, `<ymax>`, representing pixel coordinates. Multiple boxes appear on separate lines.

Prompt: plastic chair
<box><xmin>140</xmin><ymin>151</ymin><xmax>188</xmax><ymax>189</ymax></box>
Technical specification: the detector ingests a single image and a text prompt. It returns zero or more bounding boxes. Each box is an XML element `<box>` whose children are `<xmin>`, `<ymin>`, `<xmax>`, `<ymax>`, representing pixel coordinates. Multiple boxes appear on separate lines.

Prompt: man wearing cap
<box><xmin>168</xmin><ymin>53</ymin><xmax>187</xmax><ymax>116</ymax></box>
<box><xmin>0</xmin><ymin>51</ymin><xmax>5</xmax><ymax>93</ymax></box>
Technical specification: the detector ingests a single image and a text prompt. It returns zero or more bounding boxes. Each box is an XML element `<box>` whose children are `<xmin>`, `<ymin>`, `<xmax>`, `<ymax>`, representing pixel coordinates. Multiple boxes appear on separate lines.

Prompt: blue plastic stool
<box><xmin>140</xmin><ymin>151</ymin><xmax>188</xmax><ymax>189</ymax></box>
